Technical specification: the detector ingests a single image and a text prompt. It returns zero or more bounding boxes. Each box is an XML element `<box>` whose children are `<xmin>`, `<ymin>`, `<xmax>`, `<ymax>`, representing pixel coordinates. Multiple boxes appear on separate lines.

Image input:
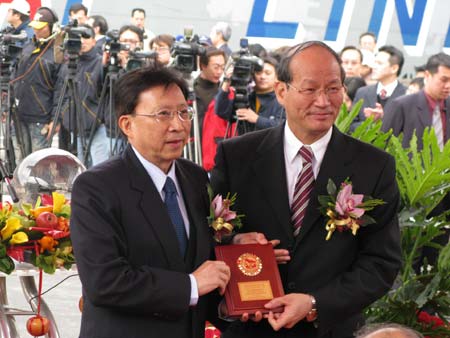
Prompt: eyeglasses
<box><xmin>153</xmin><ymin>46</ymin><xmax>170</xmax><ymax>52</ymax></box>
<box><xmin>287</xmin><ymin>83</ymin><xmax>343</xmax><ymax>99</ymax></box>
<box><xmin>134</xmin><ymin>107</ymin><xmax>195</xmax><ymax>123</ymax></box>
<box><xmin>120</xmin><ymin>39</ymin><xmax>139</xmax><ymax>45</ymax></box>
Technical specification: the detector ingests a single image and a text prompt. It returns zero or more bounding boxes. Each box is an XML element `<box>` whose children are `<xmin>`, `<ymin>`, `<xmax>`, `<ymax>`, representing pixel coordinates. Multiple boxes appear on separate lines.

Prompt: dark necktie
<box><xmin>379</xmin><ymin>89</ymin><xmax>387</xmax><ymax>100</ymax></box>
<box><xmin>163</xmin><ymin>177</ymin><xmax>188</xmax><ymax>255</ymax></box>
<box><xmin>291</xmin><ymin>146</ymin><xmax>315</xmax><ymax>236</ymax></box>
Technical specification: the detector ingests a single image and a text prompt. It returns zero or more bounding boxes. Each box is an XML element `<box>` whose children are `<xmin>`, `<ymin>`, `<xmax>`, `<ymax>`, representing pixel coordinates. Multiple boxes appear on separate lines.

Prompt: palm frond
<box><xmin>387</xmin><ymin>128</ymin><xmax>450</xmax><ymax>217</ymax></box>
<box><xmin>335</xmin><ymin>100</ymin><xmax>363</xmax><ymax>133</ymax></box>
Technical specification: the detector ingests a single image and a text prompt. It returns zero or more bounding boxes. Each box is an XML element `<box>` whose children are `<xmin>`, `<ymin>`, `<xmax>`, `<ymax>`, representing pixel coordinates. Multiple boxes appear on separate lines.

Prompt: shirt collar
<box><xmin>424</xmin><ymin>90</ymin><xmax>445</xmax><ymax>113</ymax></box>
<box><xmin>131</xmin><ymin>146</ymin><xmax>178</xmax><ymax>195</ymax></box>
<box><xmin>377</xmin><ymin>80</ymin><xmax>398</xmax><ymax>97</ymax></box>
<box><xmin>284</xmin><ymin>122</ymin><xmax>333</xmax><ymax>165</ymax></box>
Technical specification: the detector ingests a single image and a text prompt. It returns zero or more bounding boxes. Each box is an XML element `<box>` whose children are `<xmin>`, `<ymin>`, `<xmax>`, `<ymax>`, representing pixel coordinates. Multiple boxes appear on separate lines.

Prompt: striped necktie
<box><xmin>291</xmin><ymin>146</ymin><xmax>315</xmax><ymax>236</ymax></box>
<box><xmin>432</xmin><ymin>104</ymin><xmax>444</xmax><ymax>150</ymax></box>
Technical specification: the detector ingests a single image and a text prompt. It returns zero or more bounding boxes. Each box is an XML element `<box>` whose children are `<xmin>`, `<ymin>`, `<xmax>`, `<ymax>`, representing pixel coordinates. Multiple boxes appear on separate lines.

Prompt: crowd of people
<box><xmin>4</xmin><ymin>1</ymin><xmax>448</xmax><ymax>171</ymax></box>
<box><xmin>2</xmin><ymin>1</ymin><xmax>449</xmax><ymax>337</ymax></box>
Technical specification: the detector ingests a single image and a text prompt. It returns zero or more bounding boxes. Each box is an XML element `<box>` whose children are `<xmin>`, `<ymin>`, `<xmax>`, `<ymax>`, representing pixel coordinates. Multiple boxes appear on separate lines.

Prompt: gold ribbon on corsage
<box><xmin>325</xmin><ymin>209</ymin><xmax>360</xmax><ymax>241</ymax></box>
<box><xmin>211</xmin><ymin>217</ymin><xmax>234</xmax><ymax>234</ymax></box>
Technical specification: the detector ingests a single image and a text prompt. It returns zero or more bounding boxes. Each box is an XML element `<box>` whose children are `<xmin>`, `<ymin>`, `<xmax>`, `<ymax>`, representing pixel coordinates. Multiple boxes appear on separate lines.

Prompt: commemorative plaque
<box><xmin>215</xmin><ymin>243</ymin><xmax>284</xmax><ymax>317</ymax></box>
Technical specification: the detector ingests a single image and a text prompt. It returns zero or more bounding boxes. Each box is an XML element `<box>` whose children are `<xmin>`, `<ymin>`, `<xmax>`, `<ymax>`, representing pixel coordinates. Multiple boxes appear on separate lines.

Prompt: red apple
<box><xmin>26</xmin><ymin>315</ymin><xmax>50</xmax><ymax>336</ymax></box>
<box><xmin>36</xmin><ymin>211</ymin><xmax>58</xmax><ymax>229</ymax></box>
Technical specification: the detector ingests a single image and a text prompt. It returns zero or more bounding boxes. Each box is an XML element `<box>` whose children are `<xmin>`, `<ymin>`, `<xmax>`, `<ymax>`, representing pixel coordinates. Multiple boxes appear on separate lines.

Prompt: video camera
<box><xmin>127</xmin><ymin>49</ymin><xmax>157</xmax><ymax>71</ymax></box>
<box><xmin>62</xmin><ymin>20</ymin><xmax>94</xmax><ymax>55</ymax></box>
<box><xmin>171</xmin><ymin>27</ymin><xmax>206</xmax><ymax>73</ymax></box>
<box><xmin>0</xmin><ymin>27</ymin><xmax>25</xmax><ymax>80</ymax></box>
<box><xmin>104</xmin><ymin>30</ymin><xmax>130</xmax><ymax>55</ymax></box>
<box><xmin>0</xmin><ymin>26</ymin><xmax>25</xmax><ymax>60</ymax></box>
<box><xmin>230</xmin><ymin>38</ymin><xmax>264</xmax><ymax>110</ymax></box>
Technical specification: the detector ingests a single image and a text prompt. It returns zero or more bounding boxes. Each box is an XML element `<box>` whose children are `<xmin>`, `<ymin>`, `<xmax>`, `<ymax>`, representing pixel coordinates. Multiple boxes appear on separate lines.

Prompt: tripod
<box><xmin>224</xmin><ymin>101</ymin><xmax>250</xmax><ymax>140</ymax></box>
<box><xmin>0</xmin><ymin>48</ymin><xmax>24</xmax><ymax>172</ymax></box>
<box><xmin>90</xmin><ymin>57</ymin><xmax>124</xmax><ymax>158</ymax></box>
<box><xmin>182</xmin><ymin>72</ymin><xmax>202</xmax><ymax>166</ymax></box>
<box><xmin>49</xmin><ymin>54</ymin><xmax>87</xmax><ymax>164</ymax></box>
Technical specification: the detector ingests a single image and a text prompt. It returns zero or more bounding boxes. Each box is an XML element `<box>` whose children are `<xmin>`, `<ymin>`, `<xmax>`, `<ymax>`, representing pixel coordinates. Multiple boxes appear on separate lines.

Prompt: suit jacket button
<box><xmin>287</xmin><ymin>282</ymin><xmax>296</xmax><ymax>290</ymax></box>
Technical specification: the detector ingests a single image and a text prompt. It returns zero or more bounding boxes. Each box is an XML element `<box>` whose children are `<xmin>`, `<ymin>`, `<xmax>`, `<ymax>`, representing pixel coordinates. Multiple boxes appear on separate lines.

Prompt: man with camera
<box><xmin>194</xmin><ymin>47</ymin><xmax>226</xmax><ymax>137</ymax></box>
<box><xmin>102</xmin><ymin>25</ymin><xmax>144</xmax><ymax>155</ymax></box>
<box><xmin>59</xmin><ymin>24</ymin><xmax>108</xmax><ymax>167</ymax></box>
<box><xmin>4</xmin><ymin>0</ymin><xmax>33</xmax><ymax>47</ymax></box>
<box><xmin>215</xmin><ymin>55</ymin><xmax>285</xmax><ymax>136</ymax></box>
<box><xmin>10</xmin><ymin>6</ymin><xmax>63</xmax><ymax>163</ymax></box>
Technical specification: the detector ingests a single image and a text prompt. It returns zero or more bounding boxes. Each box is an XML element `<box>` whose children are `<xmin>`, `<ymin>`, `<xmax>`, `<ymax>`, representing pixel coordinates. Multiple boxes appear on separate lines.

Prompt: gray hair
<box><xmin>355</xmin><ymin>323</ymin><xmax>424</xmax><ymax>338</ymax></box>
<box><xmin>276</xmin><ymin>40</ymin><xmax>345</xmax><ymax>85</ymax></box>
<box><xmin>212</xmin><ymin>22</ymin><xmax>232</xmax><ymax>41</ymax></box>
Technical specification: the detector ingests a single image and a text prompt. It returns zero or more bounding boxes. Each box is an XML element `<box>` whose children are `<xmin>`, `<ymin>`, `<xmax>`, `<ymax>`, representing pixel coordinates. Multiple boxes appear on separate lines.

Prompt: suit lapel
<box><xmin>252</xmin><ymin>125</ymin><xmax>294</xmax><ymax>242</ymax></box>
<box><xmin>368</xmin><ymin>85</ymin><xmax>378</xmax><ymax>107</ymax></box>
<box><xmin>417</xmin><ymin>91</ymin><xmax>431</xmax><ymax>128</ymax></box>
<box><xmin>123</xmin><ymin>147</ymin><xmax>186</xmax><ymax>270</ymax></box>
<box><xmin>175</xmin><ymin>161</ymin><xmax>210</xmax><ymax>268</ymax></box>
<box><xmin>294</xmin><ymin>127</ymin><xmax>354</xmax><ymax>248</ymax></box>
<box><xmin>391</xmin><ymin>83</ymin><xmax>405</xmax><ymax>99</ymax></box>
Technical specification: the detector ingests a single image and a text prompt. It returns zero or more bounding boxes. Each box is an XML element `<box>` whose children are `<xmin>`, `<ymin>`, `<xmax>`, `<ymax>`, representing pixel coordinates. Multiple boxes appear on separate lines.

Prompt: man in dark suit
<box><xmin>351</xmin><ymin>45</ymin><xmax>406</xmax><ymax>130</ymax></box>
<box><xmin>71</xmin><ymin>66</ymin><xmax>230</xmax><ymax>338</ymax></box>
<box><xmin>382</xmin><ymin>52</ymin><xmax>450</xmax><ymax>149</ymax></box>
<box><xmin>382</xmin><ymin>52</ymin><xmax>450</xmax><ymax>271</ymax></box>
<box><xmin>211</xmin><ymin>41</ymin><xmax>402</xmax><ymax>338</ymax></box>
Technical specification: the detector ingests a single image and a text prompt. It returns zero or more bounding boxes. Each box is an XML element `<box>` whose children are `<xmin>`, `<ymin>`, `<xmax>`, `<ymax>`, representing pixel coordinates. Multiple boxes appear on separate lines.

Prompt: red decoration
<box><xmin>205</xmin><ymin>321</ymin><xmax>221</xmax><ymax>338</ymax></box>
<box><xmin>417</xmin><ymin>311</ymin><xmax>449</xmax><ymax>338</ymax></box>
<box><xmin>79</xmin><ymin>296</ymin><xmax>84</xmax><ymax>312</ymax></box>
<box><xmin>26</xmin><ymin>268</ymin><xmax>52</xmax><ymax>336</ymax></box>
<box><xmin>26</xmin><ymin>315</ymin><xmax>49</xmax><ymax>336</ymax></box>
<box><xmin>36</xmin><ymin>211</ymin><xmax>59</xmax><ymax>229</ymax></box>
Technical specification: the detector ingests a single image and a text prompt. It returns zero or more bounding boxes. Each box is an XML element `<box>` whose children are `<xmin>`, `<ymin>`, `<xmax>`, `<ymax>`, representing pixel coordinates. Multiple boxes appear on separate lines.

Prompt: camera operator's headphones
<box><xmin>42</xmin><ymin>7</ymin><xmax>58</xmax><ymax>34</ymax></box>
<box><xmin>31</xmin><ymin>7</ymin><xmax>59</xmax><ymax>35</ymax></box>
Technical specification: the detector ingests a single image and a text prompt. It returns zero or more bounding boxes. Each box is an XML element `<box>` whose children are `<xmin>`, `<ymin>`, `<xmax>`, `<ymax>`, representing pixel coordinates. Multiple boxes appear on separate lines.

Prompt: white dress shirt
<box><xmin>132</xmin><ymin>146</ymin><xmax>198</xmax><ymax>306</ymax></box>
<box><xmin>377</xmin><ymin>80</ymin><xmax>398</xmax><ymax>98</ymax></box>
<box><xmin>283</xmin><ymin>123</ymin><xmax>333</xmax><ymax>206</ymax></box>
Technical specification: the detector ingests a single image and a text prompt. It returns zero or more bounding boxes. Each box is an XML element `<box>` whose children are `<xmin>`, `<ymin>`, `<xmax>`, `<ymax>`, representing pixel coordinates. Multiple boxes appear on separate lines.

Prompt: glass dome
<box><xmin>12</xmin><ymin>148</ymin><xmax>86</xmax><ymax>204</ymax></box>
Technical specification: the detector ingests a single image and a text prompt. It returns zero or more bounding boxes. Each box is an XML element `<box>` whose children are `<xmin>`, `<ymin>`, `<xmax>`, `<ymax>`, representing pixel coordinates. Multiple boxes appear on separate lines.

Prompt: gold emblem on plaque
<box><xmin>237</xmin><ymin>253</ymin><xmax>262</xmax><ymax>276</ymax></box>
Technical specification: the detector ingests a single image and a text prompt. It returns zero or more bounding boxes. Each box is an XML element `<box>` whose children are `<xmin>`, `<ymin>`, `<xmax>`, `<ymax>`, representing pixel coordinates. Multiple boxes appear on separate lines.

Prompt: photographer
<box><xmin>59</xmin><ymin>24</ymin><xmax>108</xmax><ymax>167</ymax></box>
<box><xmin>194</xmin><ymin>47</ymin><xmax>226</xmax><ymax>136</ymax></box>
<box><xmin>215</xmin><ymin>55</ymin><xmax>285</xmax><ymax>135</ymax></box>
<box><xmin>10</xmin><ymin>7</ymin><xmax>63</xmax><ymax>163</ymax></box>
<box><xmin>149</xmin><ymin>34</ymin><xmax>174</xmax><ymax>66</ymax></box>
<box><xmin>116</xmin><ymin>25</ymin><xmax>144</xmax><ymax>69</ymax></box>
<box><xmin>102</xmin><ymin>25</ymin><xmax>144</xmax><ymax>155</ymax></box>
<box><xmin>4</xmin><ymin>0</ymin><xmax>33</xmax><ymax>47</ymax></box>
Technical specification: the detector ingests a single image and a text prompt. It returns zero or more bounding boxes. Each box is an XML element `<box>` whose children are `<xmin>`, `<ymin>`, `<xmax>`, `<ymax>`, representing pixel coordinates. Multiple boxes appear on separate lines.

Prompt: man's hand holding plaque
<box><xmin>215</xmin><ymin>239</ymin><xmax>287</xmax><ymax>318</ymax></box>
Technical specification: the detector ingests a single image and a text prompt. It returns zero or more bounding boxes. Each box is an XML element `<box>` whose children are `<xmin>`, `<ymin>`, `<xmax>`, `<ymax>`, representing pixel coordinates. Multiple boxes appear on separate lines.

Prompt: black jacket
<box><xmin>215</xmin><ymin>88</ymin><xmax>285</xmax><ymax>135</ymax></box>
<box><xmin>13</xmin><ymin>38</ymin><xmax>63</xmax><ymax>124</ymax></box>
<box><xmin>60</xmin><ymin>47</ymin><xmax>104</xmax><ymax>133</ymax></box>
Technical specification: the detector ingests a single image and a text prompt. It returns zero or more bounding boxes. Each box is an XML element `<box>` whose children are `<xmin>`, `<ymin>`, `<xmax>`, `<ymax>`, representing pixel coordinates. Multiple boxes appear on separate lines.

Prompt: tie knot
<box><xmin>163</xmin><ymin>177</ymin><xmax>177</xmax><ymax>195</ymax></box>
<box><xmin>379</xmin><ymin>89</ymin><xmax>387</xmax><ymax>99</ymax></box>
<box><xmin>299</xmin><ymin>146</ymin><xmax>313</xmax><ymax>164</ymax></box>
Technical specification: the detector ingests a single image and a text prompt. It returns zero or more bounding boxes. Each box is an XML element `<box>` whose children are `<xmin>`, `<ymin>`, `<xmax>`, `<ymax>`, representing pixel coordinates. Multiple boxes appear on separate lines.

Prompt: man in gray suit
<box><xmin>351</xmin><ymin>45</ymin><xmax>406</xmax><ymax>130</ymax></box>
<box><xmin>382</xmin><ymin>52</ymin><xmax>450</xmax><ymax>149</ymax></box>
